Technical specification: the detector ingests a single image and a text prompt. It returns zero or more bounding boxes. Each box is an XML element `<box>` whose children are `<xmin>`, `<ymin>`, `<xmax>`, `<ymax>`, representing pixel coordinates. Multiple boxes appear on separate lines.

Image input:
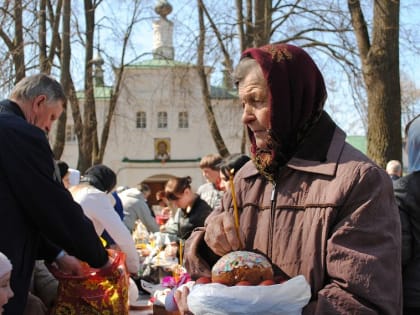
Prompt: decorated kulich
<box><xmin>211</xmin><ymin>251</ymin><xmax>274</xmax><ymax>286</ymax></box>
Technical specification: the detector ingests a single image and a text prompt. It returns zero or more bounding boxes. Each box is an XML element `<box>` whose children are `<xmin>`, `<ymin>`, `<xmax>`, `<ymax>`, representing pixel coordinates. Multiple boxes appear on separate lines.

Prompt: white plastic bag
<box><xmin>187</xmin><ymin>275</ymin><xmax>311</xmax><ymax>315</ymax></box>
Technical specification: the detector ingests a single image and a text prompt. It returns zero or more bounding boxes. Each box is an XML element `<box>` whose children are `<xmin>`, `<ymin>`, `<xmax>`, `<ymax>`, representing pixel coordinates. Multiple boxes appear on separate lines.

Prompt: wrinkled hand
<box><xmin>55</xmin><ymin>254</ymin><xmax>84</xmax><ymax>276</ymax></box>
<box><xmin>174</xmin><ymin>286</ymin><xmax>193</xmax><ymax>315</ymax></box>
<box><xmin>204</xmin><ymin>212</ymin><xmax>244</xmax><ymax>257</ymax></box>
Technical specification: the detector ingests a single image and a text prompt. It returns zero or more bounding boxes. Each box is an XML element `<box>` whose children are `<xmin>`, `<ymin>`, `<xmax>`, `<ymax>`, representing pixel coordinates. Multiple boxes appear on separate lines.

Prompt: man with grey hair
<box><xmin>0</xmin><ymin>73</ymin><xmax>109</xmax><ymax>315</ymax></box>
<box><xmin>386</xmin><ymin>159</ymin><xmax>402</xmax><ymax>181</ymax></box>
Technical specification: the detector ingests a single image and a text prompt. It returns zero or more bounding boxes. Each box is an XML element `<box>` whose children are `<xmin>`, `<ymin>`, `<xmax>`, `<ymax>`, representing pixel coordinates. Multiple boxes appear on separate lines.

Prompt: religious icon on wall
<box><xmin>154</xmin><ymin>138</ymin><xmax>170</xmax><ymax>161</ymax></box>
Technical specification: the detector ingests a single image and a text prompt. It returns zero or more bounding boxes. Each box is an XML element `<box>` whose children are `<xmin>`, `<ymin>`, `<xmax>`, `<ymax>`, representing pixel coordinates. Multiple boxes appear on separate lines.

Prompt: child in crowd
<box><xmin>0</xmin><ymin>252</ymin><xmax>13</xmax><ymax>314</ymax></box>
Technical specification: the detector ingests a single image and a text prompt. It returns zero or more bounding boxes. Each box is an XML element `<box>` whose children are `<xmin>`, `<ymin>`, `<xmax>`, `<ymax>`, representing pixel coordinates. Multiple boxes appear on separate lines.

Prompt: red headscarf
<box><xmin>240</xmin><ymin>44</ymin><xmax>327</xmax><ymax>175</ymax></box>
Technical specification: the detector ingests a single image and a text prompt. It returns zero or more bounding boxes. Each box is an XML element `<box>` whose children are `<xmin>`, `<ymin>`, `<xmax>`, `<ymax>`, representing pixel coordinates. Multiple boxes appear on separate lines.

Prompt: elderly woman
<box><xmin>178</xmin><ymin>44</ymin><xmax>402</xmax><ymax>314</ymax></box>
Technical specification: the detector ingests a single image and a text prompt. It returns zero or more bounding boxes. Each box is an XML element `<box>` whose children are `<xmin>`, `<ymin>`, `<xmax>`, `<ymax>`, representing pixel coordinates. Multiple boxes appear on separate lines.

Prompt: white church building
<box><xmin>56</xmin><ymin>0</ymin><xmax>244</xmax><ymax>201</ymax></box>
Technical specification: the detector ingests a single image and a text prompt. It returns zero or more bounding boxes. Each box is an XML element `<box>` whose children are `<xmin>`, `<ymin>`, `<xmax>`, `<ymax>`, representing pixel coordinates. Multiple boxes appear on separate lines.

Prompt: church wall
<box><xmin>54</xmin><ymin>64</ymin><xmax>244</xmax><ymax>190</ymax></box>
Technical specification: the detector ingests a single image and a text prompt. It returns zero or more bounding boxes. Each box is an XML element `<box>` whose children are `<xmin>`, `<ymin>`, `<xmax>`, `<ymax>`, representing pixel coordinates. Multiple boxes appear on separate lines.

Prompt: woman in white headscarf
<box><xmin>0</xmin><ymin>252</ymin><xmax>13</xmax><ymax>314</ymax></box>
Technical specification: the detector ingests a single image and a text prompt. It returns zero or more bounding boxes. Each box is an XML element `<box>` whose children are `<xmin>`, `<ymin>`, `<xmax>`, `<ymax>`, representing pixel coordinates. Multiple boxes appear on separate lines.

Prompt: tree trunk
<box><xmin>235</xmin><ymin>0</ymin><xmax>246</xmax><ymax>52</ymax></box>
<box><xmin>254</xmin><ymin>0</ymin><xmax>271</xmax><ymax>47</ymax></box>
<box><xmin>197</xmin><ymin>0</ymin><xmax>229</xmax><ymax>157</ymax></box>
<box><xmin>79</xmin><ymin>0</ymin><xmax>98</xmax><ymax>172</ymax></box>
<box><xmin>13</xmin><ymin>0</ymin><xmax>25</xmax><ymax>82</ymax></box>
<box><xmin>245</xmin><ymin>0</ymin><xmax>253</xmax><ymax>48</ymax></box>
<box><xmin>235</xmin><ymin>0</ymin><xmax>272</xmax><ymax>154</ymax></box>
<box><xmin>52</xmin><ymin>0</ymin><xmax>70</xmax><ymax>159</ymax></box>
<box><xmin>46</xmin><ymin>0</ymin><xmax>63</xmax><ymax>72</ymax></box>
<box><xmin>348</xmin><ymin>0</ymin><xmax>401</xmax><ymax>167</ymax></box>
<box><xmin>39</xmin><ymin>0</ymin><xmax>48</xmax><ymax>72</ymax></box>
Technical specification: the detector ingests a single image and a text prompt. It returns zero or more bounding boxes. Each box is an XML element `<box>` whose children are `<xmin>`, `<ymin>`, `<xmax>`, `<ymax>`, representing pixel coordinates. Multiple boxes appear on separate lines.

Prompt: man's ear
<box><xmin>32</xmin><ymin>95</ymin><xmax>47</xmax><ymax>112</ymax></box>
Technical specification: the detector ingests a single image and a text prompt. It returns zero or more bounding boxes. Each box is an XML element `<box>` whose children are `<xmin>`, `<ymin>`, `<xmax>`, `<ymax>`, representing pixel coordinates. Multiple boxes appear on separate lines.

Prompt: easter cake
<box><xmin>211</xmin><ymin>251</ymin><xmax>274</xmax><ymax>286</ymax></box>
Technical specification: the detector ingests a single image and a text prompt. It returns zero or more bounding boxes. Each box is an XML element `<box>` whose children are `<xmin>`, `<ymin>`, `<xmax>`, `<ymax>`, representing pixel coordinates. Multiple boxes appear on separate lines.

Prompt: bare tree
<box><xmin>253</xmin><ymin>1</ymin><xmax>271</xmax><ymax>46</ymax></box>
<box><xmin>0</xmin><ymin>0</ymin><xmax>146</xmax><ymax>172</ymax></box>
<box><xmin>97</xmin><ymin>1</ymin><xmax>143</xmax><ymax>163</ymax></box>
<box><xmin>401</xmin><ymin>72</ymin><xmax>420</xmax><ymax>128</ymax></box>
<box><xmin>76</xmin><ymin>0</ymin><xmax>98</xmax><ymax>171</ymax></box>
<box><xmin>179</xmin><ymin>0</ymin><xmax>411</xmax><ymax>166</ymax></box>
<box><xmin>39</xmin><ymin>0</ymin><xmax>63</xmax><ymax>73</ymax></box>
<box><xmin>348</xmin><ymin>0</ymin><xmax>401</xmax><ymax>167</ymax></box>
<box><xmin>235</xmin><ymin>0</ymin><xmax>272</xmax><ymax>152</ymax></box>
<box><xmin>197</xmin><ymin>0</ymin><xmax>229</xmax><ymax>157</ymax></box>
<box><xmin>52</xmin><ymin>0</ymin><xmax>69</xmax><ymax>158</ymax></box>
<box><xmin>65</xmin><ymin>0</ymin><xmax>141</xmax><ymax>172</ymax></box>
<box><xmin>0</xmin><ymin>0</ymin><xmax>417</xmax><ymax>170</ymax></box>
<box><xmin>0</xmin><ymin>0</ymin><xmax>27</xmax><ymax>82</ymax></box>
<box><xmin>194</xmin><ymin>0</ymin><xmax>274</xmax><ymax>156</ymax></box>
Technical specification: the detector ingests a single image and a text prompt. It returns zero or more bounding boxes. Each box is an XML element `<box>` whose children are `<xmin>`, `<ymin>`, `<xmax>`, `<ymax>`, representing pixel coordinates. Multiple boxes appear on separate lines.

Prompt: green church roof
<box><xmin>210</xmin><ymin>86</ymin><xmax>238</xmax><ymax>99</ymax></box>
<box><xmin>126</xmin><ymin>59</ymin><xmax>238</xmax><ymax>100</ymax></box>
<box><xmin>126</xmin><ymin>59</ymin><xmax>195</xmax><ymax>68</ymax></box>
<box><xmin>76</xmin><ymin>86</ymin><xmax>113</xmax><ymax>100</ymax></box>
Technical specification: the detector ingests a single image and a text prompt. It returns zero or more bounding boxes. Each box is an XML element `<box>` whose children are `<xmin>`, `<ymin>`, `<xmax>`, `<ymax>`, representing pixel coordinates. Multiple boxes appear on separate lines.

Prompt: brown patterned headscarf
<box><xmin>239</xmin><ymin>44</ymin><xmax>327</xmax><ymax>181</ymax></box>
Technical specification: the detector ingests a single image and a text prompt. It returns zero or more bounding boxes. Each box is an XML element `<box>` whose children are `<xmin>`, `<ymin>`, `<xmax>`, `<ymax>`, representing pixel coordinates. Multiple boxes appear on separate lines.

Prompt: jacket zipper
<box><xmin>268</xmin><ymin>182</ymin><xmax>277</xmax><ymax>258</ymax></box>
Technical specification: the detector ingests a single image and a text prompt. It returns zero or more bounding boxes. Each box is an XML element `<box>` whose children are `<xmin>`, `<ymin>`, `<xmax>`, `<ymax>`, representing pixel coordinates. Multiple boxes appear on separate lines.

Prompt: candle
<box><xmin>179</xmin><ymin>240</ymin><xmax>183</xmax><ymax>266</ymax></box>
<box><xmin>229</xmin><ymin>169</ymin><xmax>242</xmax><ymax>248</ymax></box>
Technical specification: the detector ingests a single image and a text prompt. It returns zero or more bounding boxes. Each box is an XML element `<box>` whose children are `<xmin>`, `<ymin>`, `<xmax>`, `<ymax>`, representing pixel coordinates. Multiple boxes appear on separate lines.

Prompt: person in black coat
<box><xmin>394</xmin><ymin>114</ymin><xmax>420</xmax><ymax>315</ymax></box>
<box><xmin>0</xmin><ymin>73</ymin><xmax>109</xmax><ymax>315</ymax></box>
<box><xmin>164</xmin><ymin>176</ymin><xmax>212</xmax><ymax>240</ymax></box>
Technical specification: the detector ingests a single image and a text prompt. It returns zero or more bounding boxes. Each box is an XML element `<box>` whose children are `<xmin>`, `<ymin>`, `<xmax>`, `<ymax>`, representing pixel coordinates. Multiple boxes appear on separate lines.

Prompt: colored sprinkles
<box><xmin>212</xmin><ymin>251</ymin><xmax>271</xmax><ymax>275</ymax></box>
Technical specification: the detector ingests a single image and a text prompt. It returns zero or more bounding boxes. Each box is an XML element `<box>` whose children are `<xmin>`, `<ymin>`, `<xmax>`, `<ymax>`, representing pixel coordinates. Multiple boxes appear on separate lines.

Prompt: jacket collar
<box><xmin>0</xmin><ymin>99</ymin><xmax>26</xmax><ymax>119</ymax></box>
<box><xmin>287</xmin><ymin>111</ymin><xmax>345</xmax><ymax>176</ymax></box>
<box><xmin>240</xmin><ymin>112</ymin><xmax>346</xmax><ymax>179</ymax></box>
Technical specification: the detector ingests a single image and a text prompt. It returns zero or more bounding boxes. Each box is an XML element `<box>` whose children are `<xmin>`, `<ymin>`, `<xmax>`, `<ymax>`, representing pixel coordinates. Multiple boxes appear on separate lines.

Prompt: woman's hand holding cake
<box><xmin>204</xmin><ymin>212</ymin><xmax>244</xmax><ymax>256</ymax></box>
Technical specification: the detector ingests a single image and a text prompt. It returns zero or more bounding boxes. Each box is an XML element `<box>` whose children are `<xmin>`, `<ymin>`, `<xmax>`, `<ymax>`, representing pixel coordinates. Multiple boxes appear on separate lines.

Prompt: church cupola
<box><xmin>152</xmin><ymin>0</ymin><xmax>174</xmax><ymax>60</ymax></box>
<box><xmin>92</xmin><ymin>52</ymin><xmax>105</xmax><ymax>87</ymax></box>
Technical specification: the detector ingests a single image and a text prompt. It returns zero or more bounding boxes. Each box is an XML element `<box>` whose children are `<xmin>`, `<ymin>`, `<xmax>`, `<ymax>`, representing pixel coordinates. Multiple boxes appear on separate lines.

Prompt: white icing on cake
<box><xmin>212</xmin><ymin>251</ymin><xmax>271</xmax><ymax>275</ymax></box>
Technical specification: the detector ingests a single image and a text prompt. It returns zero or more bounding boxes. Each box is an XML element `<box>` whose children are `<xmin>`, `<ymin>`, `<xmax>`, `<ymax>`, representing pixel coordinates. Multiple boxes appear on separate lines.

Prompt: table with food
<box><xmin>126</xmin><ymin>189</ymin><xmax>312</xmax><ymax>315</ymax></box>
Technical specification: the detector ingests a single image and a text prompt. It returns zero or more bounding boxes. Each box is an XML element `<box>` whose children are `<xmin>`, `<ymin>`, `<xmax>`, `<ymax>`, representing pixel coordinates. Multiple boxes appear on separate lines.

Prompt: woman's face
<box><xmin>0</xmin><ymin>271</ymin><xmax>13</xmax><ymax>313</ymax></box>
<box><xmin>239</xmin><ymin>64</ymin><xmax>270</xmax><ymax>150</ymax></box>
<box><xmin>166</xmin><ymin>187</ymin><xmax>190</xmax><ymax>209</ymax></box>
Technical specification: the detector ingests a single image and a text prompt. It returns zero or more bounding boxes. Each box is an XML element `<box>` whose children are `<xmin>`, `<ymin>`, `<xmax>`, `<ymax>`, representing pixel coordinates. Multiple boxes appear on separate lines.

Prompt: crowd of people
<box><xmin>0</xmin><ymin>72</ymin><xmax>245</xmax><ymax>313</ymax></box>
<box><xmin>0</xmin><ymin>43</ymin><xmax>418</xmax><ymax>315</ymax></box>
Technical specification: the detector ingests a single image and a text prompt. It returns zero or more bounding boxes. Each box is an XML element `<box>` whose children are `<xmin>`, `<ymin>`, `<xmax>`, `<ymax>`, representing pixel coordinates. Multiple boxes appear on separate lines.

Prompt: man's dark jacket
<box><xmin>394</xmin><ymin>171</ymin><xmax>420</xmax><ymax>309</ymax></box>
<box><xmin>0</xmin><ymin>100</ymin><xmax>108</xmax><ymax>314</ymax></box>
